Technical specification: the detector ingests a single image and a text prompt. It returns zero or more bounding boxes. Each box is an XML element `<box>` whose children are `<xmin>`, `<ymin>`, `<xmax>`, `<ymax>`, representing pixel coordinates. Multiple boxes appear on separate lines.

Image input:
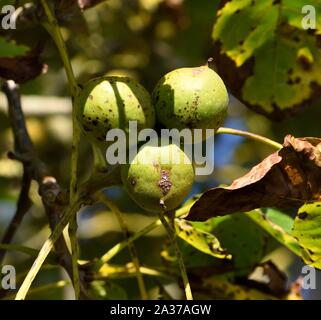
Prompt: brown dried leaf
<box><xmin>0</xmin><ymin>46</ymin><xmax>47</xmax><ymax>84</ymax></box>
<box><xmin>186</xmin><ymin>135</ymin><xmax>321</xmax><ymax>221</ymax></box>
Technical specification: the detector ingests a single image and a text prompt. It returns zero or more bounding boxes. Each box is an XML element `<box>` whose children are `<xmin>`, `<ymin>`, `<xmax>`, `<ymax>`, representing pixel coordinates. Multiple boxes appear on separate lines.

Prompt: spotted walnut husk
<box><xmin>76</xmin><ymin>76</ymin><xmax>155</xmax><ymax>146</ymax></box>
<box><xmin>152</xmin><ymin>65</ymin><xmax>228</xmax><ymax>139</ymax></box>
<box><xmin>121</xmin><ymin>143</ymin><xmax>194</xmax><ymax>214</ymax></box>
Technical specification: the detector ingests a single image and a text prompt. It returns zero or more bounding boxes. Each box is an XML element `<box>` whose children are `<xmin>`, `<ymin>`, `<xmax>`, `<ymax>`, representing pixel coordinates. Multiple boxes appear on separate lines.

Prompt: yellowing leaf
<box><xmin>213</xmin><ymin>0</ymin><xmax>321</xmax><ymax>119</ymax></box>
<box><xmin>174</xmin><ymin>218</ymin><xmax>231</xmax><ymax>260</ymax></box>
<box><xmin>292</xmin><ymin>202</ymin><xmax>321</xmax><ymax>269</ymax></box>
<box><xmin>246</xmin><ymin>210</ymin><xmax>301</xmax><ymax>257</ymax></box>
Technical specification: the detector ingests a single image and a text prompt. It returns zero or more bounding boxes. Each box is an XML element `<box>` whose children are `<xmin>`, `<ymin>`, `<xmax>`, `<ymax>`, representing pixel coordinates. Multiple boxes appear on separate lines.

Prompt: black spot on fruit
<box><xmin>295</xmin><ymin>77</ymin><xmax>301</xmax><ymax>84</ymax></box>
<box><xmin>157</xmin><ymin>169</ymin><xmax>172</xmax><ymax>195</ymax></box>
<box><xmin>121</xmin><ymin>142</ymin><xmax>194</xmax><ymax>214</ymax></box>
<box><xmin>75</xmin><ymin>76</ymin><xmax>155</xmax><ymax>147</ymax></box>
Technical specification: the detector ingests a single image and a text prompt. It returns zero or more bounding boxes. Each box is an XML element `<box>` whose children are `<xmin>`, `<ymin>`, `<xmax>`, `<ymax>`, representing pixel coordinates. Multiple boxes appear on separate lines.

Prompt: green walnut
<box><xmin>76</xmin><ymin>76</ymin><xmax>155</xmax><ymax>146</ymax></box>
<box><xmin>121</xmin><ymin>142</ymin><xmax>194</xmax><ymax>213</ymax></box>
<box><xmin>152</xmin><ymin>64</ymin><xmax>228</xmax><ymax>137</ymax></box>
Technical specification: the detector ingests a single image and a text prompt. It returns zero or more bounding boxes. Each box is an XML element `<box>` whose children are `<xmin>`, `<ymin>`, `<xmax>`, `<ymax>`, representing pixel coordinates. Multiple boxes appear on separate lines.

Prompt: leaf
<box><xmin>174</xmin><ymin>218</ymin><xmax>231</xmax><ymax>260</ymax></box>
<box><xmin>186</xmin><ymin>135</ymin><xmax>321</xmax><ymax>221</ymax></box>
<box><xmin>0</xmin><ymin>37</ymin><xmax>29</xmax><ymax>57</ymax></box>
<box><xmin>264</xmin><ymin>208</ymin><xmax>294</xmax><ymax>233</ymax></box>
<box><xmin>292</xmin><ymin>201</ymin><xmax>321</xmax><ymax>269</ymax></box>
<box><xmin>203</xmin><ymin>277</ymin><xmax>277</xmax><ymax>300</ymax></box>
<box><xmin>207</xmin><ymin>213</ymin><xmax>270</xmax><ymax>273</ymax></box>
<box><xmin>161</xmin><ymin>238</ymin><xmax>218</xmax><ymax>268</ymax></box>
<box><xmin>163</xmin><ymin>213</ymin><xmax>275</xmax><ymax>274</ymax></box>
<box><xmin>199</xmin><ymin>261</ymin><xmax>301</xmax><ymax>299</ymax></box>
<box><xmin>0</xmin><ymin>45</ymin><xmax>47</xmax><ymax>83</ymax></box>
<box><xmin>246</xmin><ymin>210</ymin><xmax>301</xmax><ymax>257</ymax></box>
<box><xmin>213</xmin><ymin>0</ymin><xmax>321</xmax><ymax>120</ymax></box>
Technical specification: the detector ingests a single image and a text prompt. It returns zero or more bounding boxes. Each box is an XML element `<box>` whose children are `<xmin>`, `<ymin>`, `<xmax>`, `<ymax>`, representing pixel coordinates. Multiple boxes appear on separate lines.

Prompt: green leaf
<box><xmin>174</xmin><ymin>218</ymin><xmax>231</xmax><ymax>260</ymax></box>
<box><xmin>246</xmin><ymin>210</ymin><xmax>302</xmax><ymax>257</ymax></box>
<box><xmin>213</xmin><ymin>0</ymin><xmax>321</xmax><ymax>119</ymax></box>
<box><xmin>292</xmin><ymin>202</ymin><xmax>321</xmax><ymax>269</ymax></box>
<box><xmin>264</xmin><ymin>208</ymin><xmax>294</xmax><ymax>233</ymax></box>
<box><xmin>213</xmin><ymin>0</ymin><xmax>278</xmax><ymax>67</ymax></box>
<box><xmin>185</xmin><ymin>213</ymin><xmax>274</xmax><ymax>275</ymax></box>
<box><xmin>208</xmin><ymin>213</ymin><xmax>270</xmax><ymax>273</ymax></box>
<box><xmin>0</xmin><ymin>37</ymin><xmax>29</xmax><ymax>57</ymax></box>
<box><xmin>161</xmin><ymin>237</ymin><xmax>217</xmax><ymax>268</ymax></box>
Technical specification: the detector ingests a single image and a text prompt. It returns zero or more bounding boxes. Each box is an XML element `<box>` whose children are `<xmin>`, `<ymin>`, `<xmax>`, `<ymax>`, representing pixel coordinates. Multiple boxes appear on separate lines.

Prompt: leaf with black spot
<box><xmin>292</xmin><ymin>201</ymin><xmax>321</xmax><ymax>268</ymax></box>
<box><xmin>186</xmin><ymin>135</ymin><xmax>321</xmax><ymax>221</ymax></box>
<box><xmin>212</xmin><ymin>0</ymin><xmax>321</xmax><ymax>119</ymax></box>
<box><xmin>203</xmin><ymin>213</ymin><xmax>271</xmax><ymax>275</ymax></box>
<box><xmin>174</xmin><ymin>218</ymin><xmax>231</xmax><ymax>260</ymax></box>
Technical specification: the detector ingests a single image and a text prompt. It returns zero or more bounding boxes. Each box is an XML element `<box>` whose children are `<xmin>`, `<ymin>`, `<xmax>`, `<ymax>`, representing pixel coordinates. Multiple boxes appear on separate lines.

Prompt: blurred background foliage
<box><xmin>0</xmin><ymin>0</ymin><xmax>320</xmax><ymax>299</ymax></box>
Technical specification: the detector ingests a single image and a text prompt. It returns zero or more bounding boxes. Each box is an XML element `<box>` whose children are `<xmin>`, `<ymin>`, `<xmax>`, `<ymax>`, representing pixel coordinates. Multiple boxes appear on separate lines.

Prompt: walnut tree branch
<box><xmin>0</xmin><ymin>170</ymin><xmax>31</xmax><ymax>264</ymax></box>
<box><xmin>1</xmin><ymin>80</ymin><xmax>88</xmax><ymax>299</ymax></box>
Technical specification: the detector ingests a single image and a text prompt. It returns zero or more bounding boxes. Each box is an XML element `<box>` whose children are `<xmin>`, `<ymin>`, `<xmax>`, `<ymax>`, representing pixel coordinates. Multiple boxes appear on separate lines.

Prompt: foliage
<box><xmin>213</xmin><ymin>0</ymin><xmax>321</xmax><ymax>119</ymax></box>
<box><xmin>0</xmin><ymin>0</ymin><xmax>320</xmax><ymax>301</ymax></box>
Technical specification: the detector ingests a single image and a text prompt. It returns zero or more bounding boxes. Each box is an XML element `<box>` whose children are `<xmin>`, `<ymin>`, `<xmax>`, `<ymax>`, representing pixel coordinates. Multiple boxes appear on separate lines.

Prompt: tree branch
<box><xmin>1</xmin><ymin>80</ymin><xmax>88</xmax><ymax>299</ymax></box>
<box><xmin>0</xmin><ymin>170</ymin><xmax>31</xmax><ymax>264</ymax></box>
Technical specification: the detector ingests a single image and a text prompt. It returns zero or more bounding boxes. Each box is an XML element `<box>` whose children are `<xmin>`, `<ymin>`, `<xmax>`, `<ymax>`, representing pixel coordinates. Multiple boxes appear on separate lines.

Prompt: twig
<box><xmin>158</xmin><ymin>212</ymin><xmax>193</xmax><ymax>300</ymax></box>
<box><xmin>15</xmin><ymin>197</ymin><xmax>81</xmax><ymax>300</ymax></box>
<box><xmin>14</xmin><ymin>165</ymin><xmax>121</xmax><ymax>300</ymax></box>
<box><xmin>40</xmin><ymin>0</ymin><xmax>82</xmax><ymax>299</ymax></box>
<box><xmin>97</xmin><ymin>193</ymin><xmax>148</xmax><ymax>300</ymax></box>
<box><xmin>0</xmin><ymin>80</ymin><xmax>33</xmax><ymax>265</ymax></box>
<box><xmin>92</xmin><ymin>264</ymin><xmax>176</xmax><ymax>280</ymax></box>
<box><xmin>1</xmin><ymin>80</ymin><xmax>88</xmax><ymax>299</ymax></box>
<box><xmin>97</xmin><ymin>200</ymin><xmax>195</xmax><ymax>265</ymax></box>
<box><xmin>0</xmin><ymin>77</ymin><xmax>34</xmax><ymax>265</ymax></box>
<box><xmin>0</xmin><ymin>170</ymin><xmax>32</xmax><ymax>264</ymax></box>
<box><xmin>99</xmin><ymin>219</ymin><xmax>162</xmax><ymax>265</ymax></box>
<box><xmin>217</xmin><ymin>127</ymin><xmax>283</xmax><ymax>150</ymax></box>
<box><xmin>4</xmin><ymin>280</ymin><xmax>70</xmax><ymax>300</ymax></box>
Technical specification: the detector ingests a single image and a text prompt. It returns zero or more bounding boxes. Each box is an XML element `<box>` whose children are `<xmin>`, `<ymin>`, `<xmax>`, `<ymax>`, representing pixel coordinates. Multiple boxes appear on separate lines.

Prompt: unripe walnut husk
<box><xmin>121</xmin><ymin>142</ymin><xmax>194</xmax><ymax>214</ymax></box>
<box><xmin>76</xmin><ymin>76</ymin><xmax>155</xmax><ymax>146</ymax></box>
<box><xmin>152</xmin><ymin>65</ymin><xmax>228</xmax><ymax>139</ymax></box>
